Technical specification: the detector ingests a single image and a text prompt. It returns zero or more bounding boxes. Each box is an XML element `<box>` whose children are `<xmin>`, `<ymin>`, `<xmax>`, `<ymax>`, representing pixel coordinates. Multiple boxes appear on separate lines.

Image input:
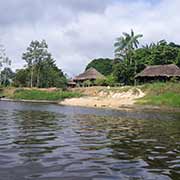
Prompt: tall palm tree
<box><xmin>114</xmin><ymin>29</ymin><xmax>143</xmax><ymax>60</ymax></box>
<box><xmin>114</xmin><ymin>29</ymin><xmax>143</xmax><ymax>85</ymax></box>
<box><xmin>114</xmin><ymin>36</ymin><xmax>128</xmax><ymax>60</ymax></box>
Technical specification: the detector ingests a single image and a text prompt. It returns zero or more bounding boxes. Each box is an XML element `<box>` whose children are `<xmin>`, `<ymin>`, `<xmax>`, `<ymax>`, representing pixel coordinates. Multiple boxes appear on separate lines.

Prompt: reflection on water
<box><xmin>0</xmin><ymin>101</ymin><xmax>179</xmax><ymax>180</ymax></box>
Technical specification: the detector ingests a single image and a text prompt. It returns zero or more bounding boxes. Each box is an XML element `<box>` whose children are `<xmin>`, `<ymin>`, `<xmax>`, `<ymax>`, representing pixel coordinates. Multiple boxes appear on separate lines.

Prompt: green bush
<box><xmin>13</xmin><ymin>89</ymin><xmax>82</xmax><ymax>101</ymax></box>
<box><xmin>95</xmin><ymin>78</ymin><xmax>107</xmax><ymax>86</ymax></box>
<box><xmin>83</xmin><ymin>80</ymin><xmax>93</xmax><ymax>87</ymax></box>
<box><xmin>105</xmin><ymin>75</ymin><xmax>118</xmax><ymax>87</ymax></box>
<box><xmin>138</xmin><ymin>82</ymin><xmax>180</xmax><ymax>107</ymax></box>
<box><xmin>95</xmin><ymin>75</ymin><xmax>118</xmax><ymax>87</ymax></box>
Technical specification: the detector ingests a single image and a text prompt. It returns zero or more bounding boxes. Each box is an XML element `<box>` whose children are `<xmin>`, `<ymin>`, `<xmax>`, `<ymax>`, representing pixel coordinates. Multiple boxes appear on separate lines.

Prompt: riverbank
<box><xmin>60</xmin><ymin>87</ymin><xmax>145</xmax><ymax>109</ymax></box>
<box><xmin>137</xmin><ymin>82</ymin><xmax>180</xmax><ymax>107</ymax></box>
<box><xmin>1</xmin><ymin>83</ymin><xmax>180</xmax><ymax>111</ymax></box>
<box><xmin>60</xmin><ymin>82</ymin><xmax>180</xmax><ymax>110</ymax></box>
<box><xmin>0</xmin><ymin>98</ymin><xmax>59</xmax><ymax>104</ymax></box>
<box><xmin>0</xmin><ymin>88</ymin><xmax>81</xmax><ymax>101</ymax></box>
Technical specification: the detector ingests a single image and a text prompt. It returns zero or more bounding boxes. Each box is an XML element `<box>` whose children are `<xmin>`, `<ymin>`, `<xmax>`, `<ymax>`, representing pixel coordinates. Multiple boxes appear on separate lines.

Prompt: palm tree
<box><xmin>114</xmin><ymin>29</ymin><xmax>143</xmax><ymax>85</ymax></box>
<box><xmin>114</xmin><ymin>36</ymin><xmax>128</xmax><ymax>60</ymax></box>
<box><xmin>114</xmin><ymin>29</ymin><xmax>143</xmax><ymax>60</ymax></box>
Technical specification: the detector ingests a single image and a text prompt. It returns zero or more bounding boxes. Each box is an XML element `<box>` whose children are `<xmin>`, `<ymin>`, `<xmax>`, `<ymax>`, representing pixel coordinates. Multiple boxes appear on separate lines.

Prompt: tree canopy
<box><xmin>16</xmin><ymin>40</ymin><xmax>67</xmax><ymax>88</ymax></box>
<box><xmin>113</xmin><ymin>30</ymin><xmax>143</xmax><ymax>85</ymax></box>
<box><xmin>0</xmin><ymin>44</ymin><xmax>11</xmax><ymax>85</ymax></box>
<box><xmin>2</xmin><ymin>31</ymin><xmax>180</xmax><ymax>88</ymax></box>
<box><xmin>85</xmin><ymin>58</ymin><xmax>114</xmax><ymax>76</ymax></box>
<box><xmin>1</xmin><ymin>67</ymin><xmax>15</xmax><ymax>86</ymax></box>
<box><xmin>113</xmin><ymin>39</ymin><xmax>180</xmax><ymax>85</ymax></box>
<box><xmin>84</xmin><ymin>31</ymin><xmax>180</xmax><ymax>86</ymax></box>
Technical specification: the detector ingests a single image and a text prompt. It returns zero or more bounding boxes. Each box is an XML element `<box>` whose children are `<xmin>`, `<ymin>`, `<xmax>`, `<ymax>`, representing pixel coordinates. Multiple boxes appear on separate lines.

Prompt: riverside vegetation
<box><xmin>0</xmin><ymin>30</ymin><xmax>180</xmax><ymax>109</ymax></box>
<box><xmin>63</xmin><ymin>82</ymin><xmax>180</xmax><ymax>109</ymax></box>
<box><xmin>0</xmin><ymin>88</ymin><xmax>81</xmax><ymax>101</ymax></box>
<box><xmin>137</xmin><ymin>82</ymin><xmax>180</xmax><ymax>108</ymax></box>
<box><xmin>0</xmin><ymin>82</ymin><xmax>180</xmax><ymax>109</ymax></box>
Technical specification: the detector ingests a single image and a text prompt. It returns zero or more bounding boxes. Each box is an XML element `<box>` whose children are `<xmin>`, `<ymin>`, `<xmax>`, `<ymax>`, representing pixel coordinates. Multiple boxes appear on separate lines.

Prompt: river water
<box><xmin>0</xmin><ymin>101</ymin><xmax>179</xmax><ymax>180</ymax></box>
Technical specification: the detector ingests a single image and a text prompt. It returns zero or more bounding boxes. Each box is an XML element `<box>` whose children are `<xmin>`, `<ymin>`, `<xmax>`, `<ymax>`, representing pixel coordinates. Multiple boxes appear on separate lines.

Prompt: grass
<box><xmin>1</xmin><ymin>83</ymin><xmax>180</xmax><ymax>108</ymax></box>
<box><xmin>10</xmin><ymin>89</ymin><xmax>82</xmax><ymax>101</ymax></box>
<box><xmin>137</xmin><ymin>82</ymin><xmax>180</xmax><ymax>108</ymax></box>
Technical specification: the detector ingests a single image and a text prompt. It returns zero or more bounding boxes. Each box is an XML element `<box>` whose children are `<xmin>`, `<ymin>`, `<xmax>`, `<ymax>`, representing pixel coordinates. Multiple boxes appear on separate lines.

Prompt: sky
<box><xmin>0</xmin><ymin>0</ymin><xmax>180</xmax><ymax>77</ymax></box>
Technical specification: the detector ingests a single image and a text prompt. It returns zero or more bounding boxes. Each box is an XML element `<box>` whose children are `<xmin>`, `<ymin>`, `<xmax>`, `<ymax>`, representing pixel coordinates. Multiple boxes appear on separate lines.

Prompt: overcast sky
<box><xmin>0</xmin><ymin>0</ymin><xmax>179</xmax><ymax>76</ymax></box>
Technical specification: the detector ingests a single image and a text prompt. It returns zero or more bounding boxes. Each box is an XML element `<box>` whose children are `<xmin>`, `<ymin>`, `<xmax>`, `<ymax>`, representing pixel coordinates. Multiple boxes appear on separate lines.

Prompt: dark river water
<box><xmin>0</xmin><ymin>101</ymin><xmax>179</xmax><ymax>180</ymax></box>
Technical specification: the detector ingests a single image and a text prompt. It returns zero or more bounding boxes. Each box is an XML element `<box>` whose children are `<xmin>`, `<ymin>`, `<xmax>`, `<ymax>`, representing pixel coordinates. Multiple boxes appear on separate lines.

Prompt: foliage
<box><xmin>4</xmin><ymin>32</ymin><xmax>180</xmax><ymax>88</ymax></box>
<box><xmin>139</xmin><ymin>92</ymin><xmax>180</xmax><ymax>107</ymax></box>
<box><xmin>95</xmin><ymin>75</ymin><xmax>117</xmax><ymax>86</ymax></box>
<box><xmin>22</xmin><ymin>40</ymin><xmax>47</xmax><ymax>87</ymax></box>
<box><xmin>114</xmin><ymin>29</ymin><xmax>143</xmax><ymax>60</ymax></box>
<box><xmin>105</xmin><ymin>75</ymin><xmax>118</xmax><ymax>86</ymax></box>
<box><xmin>83</xmin><ymin>80</ymin><xmax>93</xmax><ymax>87</ymax></box>
<box><xmin>134</xmin><ymin>40</ymin><xmax>180</xmax><ymax>67</ymax></box>
<box><xmin>86</xmin><ymin>58</ymin><xmax>114</xmax><ymax>76</ymax></box>
<box><xmin>1</xmin><ymin>67</ymin><xmax>15</xmax><ymax>86</ymax></box>
<box><xmin>20</xmin><ymin>40</ymin><xmax>67</xmax><ymax>88</ymax></box>
<box><xmin>0</xmin><ymin>44</ymin><xmax>11</xmax><ymax>85</ymax></box>
<box><xmin>113</xmin><ymin>61</ymin><xmax>134</xmax><ymax>85</ymax></box>
<box><xmin>113</xmin><ymin>29</ymin><xmax>143</xmax><ymax>85</ymax></box>
<box><xmin>113</xmin><ymin>37</ymin><xmax>180</xmax><ymax>85</ymax></box>
<box><xmin>13</xmin><ymin>89</ymin><xmax>82</xmax><ymax>101</ymax></box>
<box><xmin>37</xmin><ymin>58</ymin><xmax>67</xmax><ymax>88</ymax></box>
<box><xmin>13</xmin><ymin>69</ymin><xmax>30</xmax><ymax>87</ymax></box>
<box><xmin>95</xmin><ymin>78</ymin><xmax>107</xmax><ymax>86</ymax></box>
<box><xmin>138</xmin><ymin>82</ymin><xmax>180</xmax><ymax>107</ymax></box>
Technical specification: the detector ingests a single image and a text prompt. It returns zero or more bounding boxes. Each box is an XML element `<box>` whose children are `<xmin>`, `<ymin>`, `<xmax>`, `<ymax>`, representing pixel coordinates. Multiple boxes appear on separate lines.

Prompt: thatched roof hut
<box><xmin>135</xmin><ymin>64</ymin><xmax>180</xmax><ymax>82</ymax></box>
<box><xmin>67</xmin><ymin>79</ymin><xmax>76</xmax><ymax>88</ymax></box>
<box><xmin>74</xmin><ymin>68</ymin><xmax>105</xmax><ymax>82</ymax></box>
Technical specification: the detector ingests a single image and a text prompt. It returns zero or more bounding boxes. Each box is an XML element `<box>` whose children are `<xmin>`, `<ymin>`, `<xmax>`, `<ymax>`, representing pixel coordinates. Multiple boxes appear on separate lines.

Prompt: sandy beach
<box><xmin>60</xmin><ymin>88</ymin><xmax>145</xmax><ymax>109</ymax></box>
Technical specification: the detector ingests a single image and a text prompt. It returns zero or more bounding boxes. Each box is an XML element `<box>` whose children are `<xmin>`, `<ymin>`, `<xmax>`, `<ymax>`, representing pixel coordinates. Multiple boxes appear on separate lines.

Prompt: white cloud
<box><xmin>0</xmin><ymin>0</ymin><xmax>180</xmax><ymax>76</ymax></box>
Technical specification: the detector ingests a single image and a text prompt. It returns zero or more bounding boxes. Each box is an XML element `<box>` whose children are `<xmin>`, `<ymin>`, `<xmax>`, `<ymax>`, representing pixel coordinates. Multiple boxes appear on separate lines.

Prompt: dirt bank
<box><xmin>60</xmin><ymin>87</ymin><xmax>145</xmax><ymax>109</ymax></box>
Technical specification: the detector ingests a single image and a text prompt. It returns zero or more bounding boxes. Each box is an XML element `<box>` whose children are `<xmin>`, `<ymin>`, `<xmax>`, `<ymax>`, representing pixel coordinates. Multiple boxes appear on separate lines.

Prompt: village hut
<box><xmin>74</xmin><ymin>67</ymin><xmax>105</xmax><ymax>86</ymax></box>
<box><xmin>135</xmin><ymin>64</ymin><xmax>180</xmax><ymax>83</ymax></box>
<box><xmin>67</xmin><ymin>79</ymin><xmax>76</xmax><ymax>88</ymax></box>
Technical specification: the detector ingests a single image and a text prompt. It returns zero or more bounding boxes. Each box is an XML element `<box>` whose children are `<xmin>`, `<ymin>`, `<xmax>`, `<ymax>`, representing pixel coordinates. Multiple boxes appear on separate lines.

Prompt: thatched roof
<box><xmin>136</xmin><ymin>64</ymin><xmax>180</xmax><ymax>78</ymax></box>
<box><xmin>74</xmin><ymin>67</ymin><xmax>105</xmax><ymax>81</ymax></box>
<box><xmin>67</xmin><ymin>79</ymin><xmax>76</xmax><ymax>85</ymax></box>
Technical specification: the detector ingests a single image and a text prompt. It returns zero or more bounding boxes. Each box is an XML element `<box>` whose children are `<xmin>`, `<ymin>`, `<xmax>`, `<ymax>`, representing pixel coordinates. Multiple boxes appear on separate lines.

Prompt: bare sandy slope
<box><xmin>60</xmin><ymin>87</ymin><xmax>145</xmax><ymax>109</ymax></box>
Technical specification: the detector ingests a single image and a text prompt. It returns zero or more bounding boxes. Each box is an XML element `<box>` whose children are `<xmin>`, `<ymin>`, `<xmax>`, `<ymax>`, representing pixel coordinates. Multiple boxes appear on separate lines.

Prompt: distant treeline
<box><xmin>0</xmin><ymin>40</ymin><xmax>67</xmax><ymax>88</ymax></box>
<box><xmin>86</xmin><ymin>37</ymin><xmax>180</xmax><ymax>85</ymax></box>
<box><xmin>1</xmin><ymin>30</ymin><xmax>180</xmax><ymax>87</ymax></box>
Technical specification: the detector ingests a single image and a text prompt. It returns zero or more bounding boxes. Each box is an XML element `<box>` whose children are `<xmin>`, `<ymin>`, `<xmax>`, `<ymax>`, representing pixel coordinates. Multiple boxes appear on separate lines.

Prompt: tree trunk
<box><xmin>36</xmin><ymin>67</ymin><xmax>40</xmax><ymax>88</ymax></box>
<box><xmin>0</xmin><ymin>70</ymin><xmax>1</xmax><ymax>86</ymax></box>
<box><xmin>134</xmin><ymin>59</ymin><xmax>137</xmax><ymax>86</ymax></box>
<box><xmin>30</xmin><ymin>67</ymin><xmax>33</xmax><ymax>88</ymax></box>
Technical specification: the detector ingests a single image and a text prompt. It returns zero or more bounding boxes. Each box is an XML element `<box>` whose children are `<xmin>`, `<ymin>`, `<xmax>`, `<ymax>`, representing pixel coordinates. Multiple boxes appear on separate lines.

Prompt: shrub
<box><xmin>83</xmin><ymin>80</ymin><xmax>93</xmax><ymax>87</ymax></box>
<box><xmin>105</xmin><ymin>75</ymin><xmax>117</xmax><ymax>87</ymax></box>
<box><xmin>95</xmin><ymin>78</ymin><xmax>107</xmax><ymax>86</ymax></box>
<box><xmin>12</xmin><ymin>89</ymin><xmax>82</xmax><ymax>101</ymax></box>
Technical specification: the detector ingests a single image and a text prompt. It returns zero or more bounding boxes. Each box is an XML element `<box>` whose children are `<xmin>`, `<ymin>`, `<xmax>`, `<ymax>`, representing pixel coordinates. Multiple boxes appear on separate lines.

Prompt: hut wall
<box><xmin>136</xmin><ymin>76</ymin><xmax>177</xmax><ymax>84</ymax></box>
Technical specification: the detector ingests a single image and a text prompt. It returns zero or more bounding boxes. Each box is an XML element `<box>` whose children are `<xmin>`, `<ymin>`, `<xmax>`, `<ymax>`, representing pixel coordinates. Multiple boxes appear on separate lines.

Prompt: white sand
<box><xmin>60</xmin><ymin>88</ymin><xmax>145</xmax><ymax>109</ymax></box>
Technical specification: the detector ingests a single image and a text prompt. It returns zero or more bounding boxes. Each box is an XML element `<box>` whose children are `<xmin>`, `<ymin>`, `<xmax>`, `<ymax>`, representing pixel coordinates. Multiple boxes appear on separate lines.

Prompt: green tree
<box><xmin>86</xmin><ymin>58</ymin><xmax>114</xmax><ymax>76</ymax></box>
<box><xmin>22</xmin><ymin>40</ymin><xmax>67</xmax><ymax>88</ymax></box>
<box><xmin>1</xmin><ymin>67</ymin><xmax>15</xmax><ymax>86</ymax></box>
<box><xmin>114</xmin><ymin>30</ymin><xmax>143</xmax><ymax>85</ymax></box>
<box><xmin>0</xmin><ymin>44</ymin><xmax>11</xmax><ymax>85</ymax></box>
<box><xmin>114</xmin><ymin>29</ymin><xmax>143</xmax><ymax>61</ymax></box>
<box><xmin>132</xmin><ymin>40</ymin><xmax>180</xmax><ymax>70</ymax></box>
<box><xmin>39</xmin><ymin>58</ymin><xmax>67</xmax><ymax>88</ymax></box>
<box><xmin>13</xmin><ymin>69</ymin><xmax>30</xmax><ymax>87</ymax></box>
<box><xmin>22</xmin><ymin>40</ymin><xmax>50</xmax><ymax>87</ymax></box>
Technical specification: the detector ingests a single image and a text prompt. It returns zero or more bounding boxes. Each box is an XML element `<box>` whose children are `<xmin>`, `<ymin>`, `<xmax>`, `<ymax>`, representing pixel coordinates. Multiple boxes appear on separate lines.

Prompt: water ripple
<box><xmin>0</xmin><ymin>102</ymin><xmax>179</xmax><ymax>180</ymax></box>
